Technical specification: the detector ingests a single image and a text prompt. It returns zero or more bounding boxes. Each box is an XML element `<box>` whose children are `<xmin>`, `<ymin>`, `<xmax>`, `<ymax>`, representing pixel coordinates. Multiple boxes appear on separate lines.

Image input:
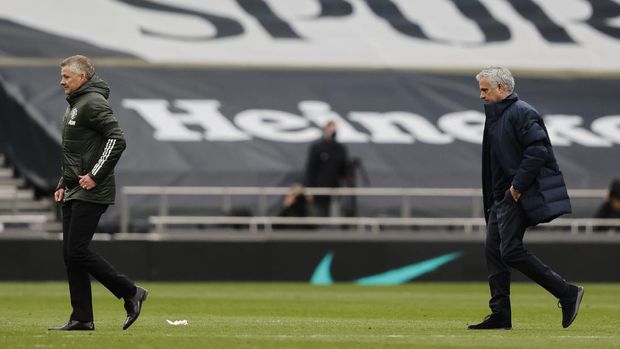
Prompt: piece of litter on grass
<box><xmin>166</xmin><ymin>319</ymin><xmax>188</xmax><ymax>326</ymax></box>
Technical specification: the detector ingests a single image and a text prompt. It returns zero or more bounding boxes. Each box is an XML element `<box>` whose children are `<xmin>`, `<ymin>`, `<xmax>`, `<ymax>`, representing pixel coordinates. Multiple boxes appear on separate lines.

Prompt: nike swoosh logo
<box><xmin>310</xmin><ymin>251</ymin><xmax>463</xmax><ymax>285</ymax></box>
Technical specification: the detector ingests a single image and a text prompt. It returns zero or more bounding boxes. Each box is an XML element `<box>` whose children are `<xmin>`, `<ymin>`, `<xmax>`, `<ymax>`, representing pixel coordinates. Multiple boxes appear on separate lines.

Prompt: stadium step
<box><xmin>0</xmin><ymin>199</ymin><xmax>53</xmax><ymax>211</ymax></box>
<box><xmin>0</xmin><ymin>211</ymin><xmax>56</xmax><ymax>220</ymax></box>
<box><xmin>0</xmin><ymin>167</ymin><xmax>13</xmax><ymax>178</ymax></box>
<box><xmin>0</xmin><ymin>177</ymin><xmax>25</xmax><ymax>187</ymax></box>
<box><xmin>0</xmin><ymin>188</ymin><xmax>35</xmax><ymax>201</ymax></box>
<box><xmin>41</xmin><ymin>221</ymin><xmax>62</xmax><ymax>232</ymax></box>
<box><xmin>0</xmin><ymin>153</ymin><xmax>57</xmax><ymax>226</ymax></box>
<box><xmin>0</xmin><ymin>213</ymin><xmax>52</xmax><ymax>232</ymax></box>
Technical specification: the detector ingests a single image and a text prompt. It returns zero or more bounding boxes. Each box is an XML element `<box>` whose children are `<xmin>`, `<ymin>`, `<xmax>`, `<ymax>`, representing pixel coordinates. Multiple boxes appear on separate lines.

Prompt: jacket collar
<box><xmin>66</xmin><ymin>75</ymin><xmax>110</xmax><ymax>104</ymax></box>
<box><xmin>484</xmin><ymin>92</ymin><xmax>519</xmax><ymax>120</ymax></box>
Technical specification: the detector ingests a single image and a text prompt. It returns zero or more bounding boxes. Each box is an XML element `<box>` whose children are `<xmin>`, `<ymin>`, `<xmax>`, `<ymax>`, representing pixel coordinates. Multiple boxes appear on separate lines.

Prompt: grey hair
<box><xmin>60</xmin><ymin>55</ymin><xmax>95</xmax><ymax>79</ymax></box>
<box><xmin>476</xmin><ymin>66</ymin><xmax>515</xmax><ymax>93</ymax></box>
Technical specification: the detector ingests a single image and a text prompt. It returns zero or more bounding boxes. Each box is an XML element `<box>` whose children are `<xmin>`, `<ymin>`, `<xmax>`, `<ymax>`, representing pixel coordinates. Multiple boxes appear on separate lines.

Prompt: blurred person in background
<box><xmin>469</xmin><ymin>66</ymin><xmax>583</xmax><ymax>330</ymax></box>
<box><xmin>274</xmin><ymin>184</ymin><xmax>316</xmax><ymax>230</ymax></box>
<box><xmin>49</xmin><ymin>55</ymin><xmax>147</xmax><ymax>331</ymax></box>
<box><xmin>593</xmin><ymin>179</ymin><xmax>620</xmax><ymax>232</ymax></box>
<box><xmin>594</xmin><ymin>179</ymin><xmax>620</xmax><ymax>219</ymax></box>
<box><xmin>304</xmin><ymin>121</ymin><xmax>349</xmax><ymax>217</ymax></box>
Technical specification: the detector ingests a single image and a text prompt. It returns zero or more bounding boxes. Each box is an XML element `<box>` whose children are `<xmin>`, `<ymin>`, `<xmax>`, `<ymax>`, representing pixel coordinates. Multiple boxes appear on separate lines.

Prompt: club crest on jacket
<box><xmin>68</xmin><ymin>107</ymin><xmax>78</xmax><ymax>125</ymax></box>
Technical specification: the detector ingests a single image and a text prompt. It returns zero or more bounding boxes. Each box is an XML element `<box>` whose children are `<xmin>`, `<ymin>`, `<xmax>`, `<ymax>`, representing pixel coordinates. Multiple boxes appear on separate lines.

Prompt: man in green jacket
<box><xmin>49</xmin><ymin>55</ymin><xmax>147</xmax><ymax>331</ymax></box>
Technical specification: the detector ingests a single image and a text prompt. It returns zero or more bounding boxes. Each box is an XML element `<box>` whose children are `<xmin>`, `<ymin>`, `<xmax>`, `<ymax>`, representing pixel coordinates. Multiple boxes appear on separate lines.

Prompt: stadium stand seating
<box><xmin>0</xmin><ymin>152</ymin><xmax>56</xmax><ymax>233</ymax></box>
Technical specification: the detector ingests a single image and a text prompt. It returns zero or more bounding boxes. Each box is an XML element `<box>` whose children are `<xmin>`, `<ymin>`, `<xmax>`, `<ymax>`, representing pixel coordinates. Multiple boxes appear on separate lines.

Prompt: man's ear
<box><xmin>497</xmin><ymin>83</ymin><xmax>509</xmax><ymax>97</ymax></box>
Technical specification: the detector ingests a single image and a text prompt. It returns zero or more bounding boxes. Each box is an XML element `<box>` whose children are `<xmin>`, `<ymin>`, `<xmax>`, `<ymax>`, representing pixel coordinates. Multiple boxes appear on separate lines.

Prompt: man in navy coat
<box><xmin>468</xmin><ymin>66</ymin><xmax>584</xmax><ymax>330</ymax></box>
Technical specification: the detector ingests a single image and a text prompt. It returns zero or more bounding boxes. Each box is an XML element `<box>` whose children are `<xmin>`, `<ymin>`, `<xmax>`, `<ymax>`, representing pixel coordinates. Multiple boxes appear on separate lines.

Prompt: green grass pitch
<box><xmin>0</xmin><ymin>282</ymin><xmax>618</xmax><ymax>349</ymax></box>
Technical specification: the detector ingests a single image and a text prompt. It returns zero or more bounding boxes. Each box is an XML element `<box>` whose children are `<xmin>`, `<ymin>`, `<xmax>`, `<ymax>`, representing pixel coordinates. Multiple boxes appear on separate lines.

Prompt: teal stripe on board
<box><xmin>310</xmin><ymin>251</ymin><xmax>463</xmax><ymax>285</ymax></box>
<box><xmin>354</xmin><ymin>252</ymin><xmax>464</xmax><ymax>285</ymax></box>
<box><xmin>310</xmin><ymin>251</ymin><xmax>334</xmax><ymax>285</ymax></box>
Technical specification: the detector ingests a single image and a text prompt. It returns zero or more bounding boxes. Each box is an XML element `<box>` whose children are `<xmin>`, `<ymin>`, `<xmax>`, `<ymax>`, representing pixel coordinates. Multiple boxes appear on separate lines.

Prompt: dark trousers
<box><xmin>62</xmin><ymin>200</ymin><xmax>135</xmax><ymax>322</ymax></box>
<box><xmin>314</xmin><ymin>195</ymin><xmax>331</xmax><ymax>217</ymax></box>
<box><xmin>485</xmin><ymin>190</ymin><xmax>569</xmax><ymax>319</ymax></box>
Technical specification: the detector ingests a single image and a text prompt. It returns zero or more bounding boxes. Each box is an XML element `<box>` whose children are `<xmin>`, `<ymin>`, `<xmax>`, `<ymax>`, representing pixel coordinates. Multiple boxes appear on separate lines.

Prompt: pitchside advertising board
<box><xmin>1</xmin><ymin>240</ymin><xmax>619</xmax><ymax>282</ymax></box>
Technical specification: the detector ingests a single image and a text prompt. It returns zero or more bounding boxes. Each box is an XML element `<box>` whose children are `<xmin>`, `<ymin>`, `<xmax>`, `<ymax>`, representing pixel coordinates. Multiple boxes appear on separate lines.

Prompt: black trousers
<box><xmin>314</xmin><ymin>195</ymin><xmax>331</xmax><ymax>217</ymax></box>
<box><xmin>485</xmin><ymin>190</ymin><xmax>569</xmax><ymax>319</ymax></box>
<box><xmin>62</xmin><ymin>200</ymin><xmax>136</xmax><ymax>322</ymax></box>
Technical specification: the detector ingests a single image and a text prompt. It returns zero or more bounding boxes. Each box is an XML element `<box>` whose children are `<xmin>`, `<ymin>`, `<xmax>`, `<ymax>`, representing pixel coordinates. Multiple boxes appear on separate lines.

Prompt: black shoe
<box><xmin>48</xmin><ymin>320</ymin><xmax>95</xmax><ymax>331</ymax></box>
<box><xmin>468</xmin><ymin>314</ymin><xmax>512</xmax><ymax>330</ymax></box>
<box><xmin>122</xmin><ymin>286</ymin><xmax>148</xmax><ymax>330</ymax></box>
<box><xmin>559</xmin><ymin>285</ymin><xmax>584</xmax><ymax>328</ymax></box>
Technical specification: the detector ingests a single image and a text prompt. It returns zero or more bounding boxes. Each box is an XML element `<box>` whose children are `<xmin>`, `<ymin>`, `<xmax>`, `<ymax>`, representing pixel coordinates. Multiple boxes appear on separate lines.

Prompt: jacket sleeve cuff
<box><xmin>87</xmin><ymin>172</ymin><xmax>98</xmax><ymax>184</ymax></box>
<box><xmin>55</xmin><ymin>177</ymin><xmax>65</xmax><ymax>191</ymax></box>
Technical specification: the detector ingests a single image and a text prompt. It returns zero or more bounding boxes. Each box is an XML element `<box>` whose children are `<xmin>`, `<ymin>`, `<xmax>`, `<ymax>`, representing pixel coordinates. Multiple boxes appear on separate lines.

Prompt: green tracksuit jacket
<box><xmin>56</xmin><ymin>75</ymin><xmax>126</xmax><ymax>205</ymax></box>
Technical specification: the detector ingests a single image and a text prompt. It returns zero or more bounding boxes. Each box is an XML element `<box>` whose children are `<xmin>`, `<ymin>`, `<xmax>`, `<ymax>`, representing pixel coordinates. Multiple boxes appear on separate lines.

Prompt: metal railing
<box><xmin>148</xmin><ymin>215</ymin><xmax>487</xmax><ymax>234</ymax></box>
<box><xmin>119</xmin><ymin>186</ymin><xmax>608</xmax><ymax>234</ymax></box>
<box><xmin>147</xmin><ymin>215</ymin><xmax>620</xmax><ymax>235</ymax></box>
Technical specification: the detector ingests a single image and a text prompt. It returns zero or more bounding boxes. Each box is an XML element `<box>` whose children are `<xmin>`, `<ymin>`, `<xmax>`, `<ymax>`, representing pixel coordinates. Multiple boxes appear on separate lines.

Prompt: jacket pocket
<box><xmin>537</xmin><ymin>171</ymin><xmax>569</xmax><ymax>204</ymax></box>
<box><xmin>520</xmin><ymin>183</ymin><xmax>544</xmax><ymax>212</ymax></box>
<box><xmin>501</xmin><ymin>189</ymin><xmax>515</xmax><ymax>205</ymax></box>
<box><xmin>62</xmin><ymin>152</ymin><xmax>82</xmax><ymax>187</ymax></box>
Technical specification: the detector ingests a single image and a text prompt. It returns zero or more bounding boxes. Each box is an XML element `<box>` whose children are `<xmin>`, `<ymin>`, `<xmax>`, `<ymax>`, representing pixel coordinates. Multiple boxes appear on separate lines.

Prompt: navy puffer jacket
<box><xmin>482</xmin><ymin>93</ymin><xmax>571</xmax><ymax>226</ymax></box>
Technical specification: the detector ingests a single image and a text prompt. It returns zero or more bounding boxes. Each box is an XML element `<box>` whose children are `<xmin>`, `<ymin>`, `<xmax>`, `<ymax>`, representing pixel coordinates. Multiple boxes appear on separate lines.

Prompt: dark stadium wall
<box><xmin>1</xmin><ymin>239</ymin><xmax>618</xmax><ymax>282</ymax></box>
<box><xmin>0</xmin><ymin>81</ymin><xmax>61</xmax><ymax>192</ymax></box>
<box><xmin>0</xmin><ymin>17</ymin><xmax>139</xmax><ymax>193</ymax></box>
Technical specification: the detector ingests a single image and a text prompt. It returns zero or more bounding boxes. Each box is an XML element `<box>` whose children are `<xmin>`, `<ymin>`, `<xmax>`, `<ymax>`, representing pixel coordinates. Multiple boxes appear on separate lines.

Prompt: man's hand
<box><xmin>78</xmin><ymin>174</ymin><xmax>97</xmax><ymax>191</ymax></box>
<box><xmin>54</xmin><ymin>188</ymin><xmax>64</xmax><ymax>203</ymax></box>
<box><xmin>510</xmin><ymin>185</ymin><xmax>521</xmax><ymax>202</ymax></box>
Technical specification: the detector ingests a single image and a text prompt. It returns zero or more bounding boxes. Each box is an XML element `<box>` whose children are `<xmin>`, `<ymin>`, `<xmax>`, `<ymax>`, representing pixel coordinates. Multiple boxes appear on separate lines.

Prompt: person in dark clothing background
<box><xmin>593</xmin><ymin>179</ymin><xmax>620</xmax><ymax>232</ymax></box>
<box><xmin>304</xmin><ymin>121</ymin><xmax>349</xmax><ymax>217</ymax></box>
<box><xmin>594</xmin><ymin>179</ymin><xmax>620</xmax><ymax>219</ymax></box>
<box><xmin>49</xmin><ymin>55</ymin><xmax>147</xmax><ymax>331</ymax></box>
<box><xmin>274</xmin><ymin>184</ymin><xmax>316</xmax><ymax>230</ymax></box>
<box><xmin>468</xmin><ymin>66</ymin><xmax>583</xmax><ymax>330</ymax></box>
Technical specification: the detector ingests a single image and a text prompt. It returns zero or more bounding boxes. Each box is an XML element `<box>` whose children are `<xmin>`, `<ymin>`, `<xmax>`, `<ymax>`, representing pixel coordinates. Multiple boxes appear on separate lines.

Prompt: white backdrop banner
<box><xmin>2</xmin><ymin>0</ymin><xmax>620</xmax><ymax>71</ymax></box>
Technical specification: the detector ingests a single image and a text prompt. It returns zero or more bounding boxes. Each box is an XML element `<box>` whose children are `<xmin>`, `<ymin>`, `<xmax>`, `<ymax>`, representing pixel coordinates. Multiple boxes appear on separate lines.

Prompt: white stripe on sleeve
<box><xmin>91</xmin><ymin>139</ymin><xmax>116</xmax><ymax>176</ymax></box>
